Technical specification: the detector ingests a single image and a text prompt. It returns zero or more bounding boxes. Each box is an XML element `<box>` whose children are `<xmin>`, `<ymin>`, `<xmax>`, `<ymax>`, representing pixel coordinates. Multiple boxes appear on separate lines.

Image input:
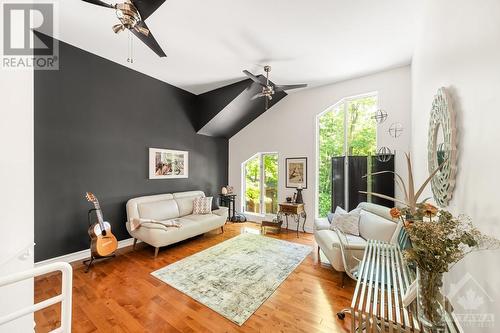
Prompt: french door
<box><xmin>243</xmin><ymin>153</ymin><xmax>278</xmax><ymax>215</ymax></box>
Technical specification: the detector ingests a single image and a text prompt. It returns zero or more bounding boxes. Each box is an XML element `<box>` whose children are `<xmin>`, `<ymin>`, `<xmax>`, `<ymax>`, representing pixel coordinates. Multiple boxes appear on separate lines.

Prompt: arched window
<box><xmin>315</xmin><ymin>93</ymin><xmax>378</xmax><ymax>217</ymax></box>
<box><xmin>242</xmin><ymin>153</ymin><xmax>279</xmax><ymax>215</ymax></box>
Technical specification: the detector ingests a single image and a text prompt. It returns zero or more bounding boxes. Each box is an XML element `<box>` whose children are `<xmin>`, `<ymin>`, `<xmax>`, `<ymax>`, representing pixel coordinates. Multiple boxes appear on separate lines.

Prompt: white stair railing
<box><xmin>0</xmin><ymin>262</ymin><xmax>72</xmax><ymax>333</ymax></box>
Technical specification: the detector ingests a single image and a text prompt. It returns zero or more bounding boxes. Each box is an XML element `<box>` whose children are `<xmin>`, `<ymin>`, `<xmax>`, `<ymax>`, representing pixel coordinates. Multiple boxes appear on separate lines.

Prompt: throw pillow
<box><xmin>330</xmin><ymin>208</ymin><xmax>361</xmax><ymax>236</ymax></box>
<box><xmin>326</xmin><ymin>206</ymin><xmax>347</xmax><ymax>223</ymax></box>
<box><xmin>193</xmin><ymin>197</ymin><xmax>213</xmax><ymax>215</ymax></box>
<box><xmin>327</xmin><ymin>212</ymin><xmax>335</xmax><ymax>223</ymax></box>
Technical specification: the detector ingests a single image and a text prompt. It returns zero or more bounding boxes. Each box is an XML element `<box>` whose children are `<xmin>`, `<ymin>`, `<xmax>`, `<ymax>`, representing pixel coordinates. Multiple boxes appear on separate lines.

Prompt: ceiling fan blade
<box><xmin>251</xmin><ymin>93</ymin><xmax>265</xmax><ymax>100</ymax></box>
<box><xmin>274</xmin><ymin>83</ymin><xmax>308</xmax><ymax>92</ymax></box>
<box><xmin>131</xmin><ymin>0</ymin><xmax>167</xmax><ymax>20</ymax></box>
<box><xmin>81</xmin><ymin>0</ymin><xmax>114</xmax><ymax>9</ymax></box>
<box><xmin>131</xmin><ymin>21</ymin><xmax>166</xmax><ymax>57</ymax></box>
<box><xmin>243</xmin><ymin>70</ymin><xmax>267</xmax><ymax>87</ymax></box>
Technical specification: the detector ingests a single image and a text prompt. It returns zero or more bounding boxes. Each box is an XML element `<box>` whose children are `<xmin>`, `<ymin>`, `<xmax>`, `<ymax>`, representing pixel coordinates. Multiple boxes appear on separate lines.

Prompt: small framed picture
<box><xmin>286</xmin><ymin>157</ymin><xmax>307</xmax><ymax>189</ymax></box>
<box><xmin>149</xmin><ymin>148</ymin><xmax>189</xmax><ymax>179</ymax></box>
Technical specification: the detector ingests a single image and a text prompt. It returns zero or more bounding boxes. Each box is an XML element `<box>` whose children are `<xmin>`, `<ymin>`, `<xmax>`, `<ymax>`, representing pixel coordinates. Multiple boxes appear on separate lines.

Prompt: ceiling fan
<box><xmin>81</xmin><ymin>0</ymin><xmax>166</xmax><ymax>57</ymax></box>
<box><xmin>243</xmin><ymin>65</ymin><xmax>307</xmax><ymax>109</ymax></box>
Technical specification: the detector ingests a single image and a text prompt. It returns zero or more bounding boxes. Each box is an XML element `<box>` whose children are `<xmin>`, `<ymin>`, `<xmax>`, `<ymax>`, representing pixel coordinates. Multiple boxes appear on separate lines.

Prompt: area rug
<box><xmin>151</xmin><ymin>233</ymin><xmax>312</xmax><ymax>325</ymax></box>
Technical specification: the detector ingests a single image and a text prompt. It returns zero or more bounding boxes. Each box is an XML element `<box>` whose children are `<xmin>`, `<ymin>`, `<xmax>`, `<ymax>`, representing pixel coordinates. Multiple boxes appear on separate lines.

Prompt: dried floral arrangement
<box><xmin>363</xmin><ymin>153</ymin><xmax>500</xmax><ymax>273</ymax></box>
<box><xmin>363</xmin><ymin>153</ymin><xmax>500</xmax><ymax>327</ymax></box>
<box><xmin>391</xmin><ymin>203</ymin><xmax>499</xmax><ymax>273</ymax></box>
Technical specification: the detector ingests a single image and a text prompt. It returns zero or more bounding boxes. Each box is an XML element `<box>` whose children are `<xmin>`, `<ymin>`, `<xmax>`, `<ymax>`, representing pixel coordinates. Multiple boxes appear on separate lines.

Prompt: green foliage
<box><xmin>263</xmin><ymin>154</ymin><xmax>278</xmax><ymax>213</ymax></box>
<box><xmin>244</xmin><ymin>153</ymin><xmax>278</xmax><ymax>214</ymax></box>
<box><xmin>317</xmin><ymin>96</ymin><xmax>377</xmax><ymax>217</ymax></box>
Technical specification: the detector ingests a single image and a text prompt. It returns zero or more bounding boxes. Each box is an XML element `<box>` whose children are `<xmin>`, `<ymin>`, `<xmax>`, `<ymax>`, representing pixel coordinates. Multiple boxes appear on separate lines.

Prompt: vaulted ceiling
<box><xmin>51</xmin><ymin>0</ymin><xmax>417</xmax><ymax>95</ymax></box>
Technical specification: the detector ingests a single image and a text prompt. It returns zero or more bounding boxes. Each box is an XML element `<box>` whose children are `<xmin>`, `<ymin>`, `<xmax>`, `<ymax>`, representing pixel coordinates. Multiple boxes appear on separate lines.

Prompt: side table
<box><xmin>219</xmin><ymin>194</ymin><xmax>236</xmax><ymax>222</ymax></box>
<box><xmin>277</xmin><ymin>203</ymin><xmax>307</xmax><ymax>237</ymax></box>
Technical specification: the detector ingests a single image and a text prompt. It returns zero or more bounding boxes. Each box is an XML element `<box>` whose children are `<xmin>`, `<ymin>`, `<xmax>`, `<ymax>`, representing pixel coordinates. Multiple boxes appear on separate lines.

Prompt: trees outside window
<box><xmin>243</xmin><ymin>153</ymin><xmax>278</xmax><ymax>215</ymax></box>
<box><xmin>317</xmin><ymin>95</ymin><xmax>377</xmax><ymax>217</ymax></box>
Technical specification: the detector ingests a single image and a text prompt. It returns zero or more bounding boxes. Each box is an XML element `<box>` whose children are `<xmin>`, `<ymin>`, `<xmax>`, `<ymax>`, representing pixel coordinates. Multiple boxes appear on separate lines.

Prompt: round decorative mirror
<box><xmin>427</xmin><ymin>87</ymin><xmax>458</xmax><ymax>207</ymax></box>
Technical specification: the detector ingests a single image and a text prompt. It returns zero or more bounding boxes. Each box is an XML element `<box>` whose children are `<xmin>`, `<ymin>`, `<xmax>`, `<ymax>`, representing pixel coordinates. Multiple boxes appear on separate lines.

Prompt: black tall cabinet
<box><xmin>331</xmin><ymin>155</ymin><xmax>395</xmax><ymax>211</ymax></box>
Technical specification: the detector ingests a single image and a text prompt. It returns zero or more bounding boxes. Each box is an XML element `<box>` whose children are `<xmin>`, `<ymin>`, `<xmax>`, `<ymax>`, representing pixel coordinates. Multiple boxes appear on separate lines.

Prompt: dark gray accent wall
<box><xmin>195</xmin><ymin>76</ymin><xmax>287</xmax><ymax>138</ymax></box>
<box><xmin>34</xmin><ymin>37</ymin><xmax>228</xmax><ymax>262</ymax></box>
<box><xmin>193</xmin><ymin>79</ymin><xmax>253</xmax><ymax>131</ymax></box>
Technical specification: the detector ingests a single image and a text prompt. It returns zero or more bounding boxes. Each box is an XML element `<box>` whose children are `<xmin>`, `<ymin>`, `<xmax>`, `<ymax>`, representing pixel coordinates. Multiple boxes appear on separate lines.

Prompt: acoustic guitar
<box><xmin>85</xmin><ymin>192</ymin><xmax>118</xmax><ymax>257</ymax></box>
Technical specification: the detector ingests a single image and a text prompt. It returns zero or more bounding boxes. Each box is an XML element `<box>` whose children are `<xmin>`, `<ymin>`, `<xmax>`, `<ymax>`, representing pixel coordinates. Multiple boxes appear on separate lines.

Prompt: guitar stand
<box><xmin>83</xmin><ymin>254</ymin><xmax>115</xmax><ymax>273</ymax></box>
<box><xmin>84</xmin><ymin>208</ymin><xmax>116</xmax><ymax>273</ymax></box>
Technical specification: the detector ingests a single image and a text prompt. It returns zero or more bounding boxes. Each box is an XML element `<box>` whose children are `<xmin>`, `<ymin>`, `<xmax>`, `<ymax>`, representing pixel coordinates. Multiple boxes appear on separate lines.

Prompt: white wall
<box><xmin>0</xmin><ymin>69</ymin><xmax>34</xmax><ymax>331</ymax></box>
<box><xmin>411</xmin><ymin>1</ymin><xmax>500</xmax><ymax>331</ymax></box>
<box><xmin>229</xmin><ymin>66</ymin><xmax>411</xmax><ymax>231</ymax></box>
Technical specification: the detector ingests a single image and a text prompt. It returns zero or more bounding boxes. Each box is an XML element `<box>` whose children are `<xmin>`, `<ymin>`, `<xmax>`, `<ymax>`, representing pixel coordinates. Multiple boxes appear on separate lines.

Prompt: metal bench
<box><xmin>337</xmin><ymin>238</ymin><xmax>460</xmax><ymax>332</ymax></box>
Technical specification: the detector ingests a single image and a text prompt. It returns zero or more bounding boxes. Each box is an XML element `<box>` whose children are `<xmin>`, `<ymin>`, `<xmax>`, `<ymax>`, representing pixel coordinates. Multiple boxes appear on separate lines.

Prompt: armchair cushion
<box><xmin>315</xmin><ymin>229</ymin><xmax>366</xmax><ymax>272</ymax></box>
<box><xmin>359</xmin><ymin>210</ymin><xmax>397</xmax><ymax>243</ymax></box>
<box><xmin>212</xmin><ymin>207</ymin><xmax>229</xmax><ymax>217</ymax></box>
<box><xmin>314</xmin><ymin>217</ymin><xmax>330</xmax><ymax>231</ymax></box>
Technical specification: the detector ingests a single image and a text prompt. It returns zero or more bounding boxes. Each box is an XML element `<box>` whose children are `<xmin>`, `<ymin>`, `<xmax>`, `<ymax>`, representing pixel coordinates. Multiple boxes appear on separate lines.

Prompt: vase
<box><xmin>417</xmin><ymin>268</ymin><xmax>446</xmax><ymax>332</ymax></box>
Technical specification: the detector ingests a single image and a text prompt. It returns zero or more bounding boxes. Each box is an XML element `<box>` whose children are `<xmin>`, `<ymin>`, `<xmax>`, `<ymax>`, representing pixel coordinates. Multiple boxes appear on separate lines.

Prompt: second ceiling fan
<box><xmin>243</xmin><ymin>66</ymin><xmax>308</xmax><ymax>109</ymax></box>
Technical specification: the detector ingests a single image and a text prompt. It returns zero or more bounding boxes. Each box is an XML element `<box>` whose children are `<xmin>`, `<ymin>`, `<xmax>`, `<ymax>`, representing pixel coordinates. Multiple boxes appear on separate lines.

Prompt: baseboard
<box><xmin>279</xmin><ymin>225</ymin><xmax>314</xmax><ymax>234</ymax></box>
<box><xmin>281</xmin><ymin>221</ymin><xmax>314</xmax><ymax>234</ymax></box>
<box><xmin>34</xmin><ymin>238</ymin><xmax>139</xmax><ymax>267</ymax></box>
<box><xmin>34</xmin><ymin>222</ymin><xmax>313</xmax><ymax>268</ymax></box>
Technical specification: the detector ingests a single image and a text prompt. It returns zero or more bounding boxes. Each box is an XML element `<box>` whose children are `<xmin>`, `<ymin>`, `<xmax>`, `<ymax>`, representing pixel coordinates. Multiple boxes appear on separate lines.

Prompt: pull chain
<box><xmin>127</xmin><ymin>30</ymin><xmax>134</xmax><ymax>63</ymax></box>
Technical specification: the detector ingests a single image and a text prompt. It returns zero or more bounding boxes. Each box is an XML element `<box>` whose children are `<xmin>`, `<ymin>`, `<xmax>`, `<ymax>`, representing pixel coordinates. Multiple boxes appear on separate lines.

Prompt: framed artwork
<box><xmin>149</xmin><ymin>148</ymin><xmax>189</xmax><ymax>179</ymax></box>
<box><xmin>285</xmin><ymin>157</ymin><xmax>307</xmax><ymax>189</ymax></box>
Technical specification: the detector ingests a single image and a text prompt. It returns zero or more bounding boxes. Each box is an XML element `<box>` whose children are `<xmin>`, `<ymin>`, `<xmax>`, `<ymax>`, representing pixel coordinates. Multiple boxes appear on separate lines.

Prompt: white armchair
<box><xmin>314</xmin><ymin>202</ymin><xmax>402</xmax><ymax>282</ymax></box>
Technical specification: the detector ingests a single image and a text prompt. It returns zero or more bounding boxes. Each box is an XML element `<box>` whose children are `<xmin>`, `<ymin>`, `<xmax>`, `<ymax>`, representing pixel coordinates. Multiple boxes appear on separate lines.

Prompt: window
<box><xmin>316</xmin><ymin>94</ymin><xmax>377</xmax><ymax>217</ymax></box>
<box><xmin>242</xmin><ymin>153</ymin><xmax>278</xmax><ymax>215</ymax></box>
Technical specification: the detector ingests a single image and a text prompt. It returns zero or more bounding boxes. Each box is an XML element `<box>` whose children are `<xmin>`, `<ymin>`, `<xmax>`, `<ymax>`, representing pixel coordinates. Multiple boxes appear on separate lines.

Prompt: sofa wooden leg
<box><xmin>221</xmin><ymin>226</ymin><xmax>224</xmax><ymax>234</ymax></box>
<box><xmin>317</xmin><ymin>245</ymin><xmax>321</xmax><ymax>263</ymax></box>
<box><xmin>154</xmin><ymin>247</ymin><xmax>159</xmax><ymax>258</ymax></box>
<box><xmin>133</xmin><ymin>238</ymin><xmax>137</xmax><ymax>250</ymax></box>
<box><xmin>341</xmin><ymin>272</ymin><xmax>347</xmax><ymax>288</ymax></box>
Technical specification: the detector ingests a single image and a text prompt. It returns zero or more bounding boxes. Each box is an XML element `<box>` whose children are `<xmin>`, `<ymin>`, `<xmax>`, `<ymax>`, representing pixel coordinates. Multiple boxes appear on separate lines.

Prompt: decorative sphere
<box><xmin>372</xmin><ymin>109</ymin><xmax>388</xmax><ymax>124</ymax></box>
<box><xmin>376</xmin><ymin>147</ymin><xmax>393</xmax><ymax>162</ymax></box>
<box><xmin>388</xmin><ymin>122</ymin><xmax>404</xmax><ymax>138</ymax></box>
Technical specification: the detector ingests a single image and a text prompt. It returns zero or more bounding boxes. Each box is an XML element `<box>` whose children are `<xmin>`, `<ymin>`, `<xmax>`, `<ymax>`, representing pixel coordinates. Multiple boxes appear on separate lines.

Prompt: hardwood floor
<box><xmin>34</xmin><ymin>222</ymin><xmax>355</xmax><ymax>333</ymax></box>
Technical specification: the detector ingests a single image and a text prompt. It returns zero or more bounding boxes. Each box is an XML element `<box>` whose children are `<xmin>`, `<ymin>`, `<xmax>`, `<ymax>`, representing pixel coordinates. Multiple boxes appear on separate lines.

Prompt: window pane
<box><xmin>263</xmin><ymin>154</ymin><xmax>278</xmax><ymax>214</ymax></box>
<box><xmin>347</xmin><ymin>96</ymin><xmax>377</xmax><ymax>156</ymax></box>
<box><xmin>318</xmin><ymin>105</ymin><xmax>344</xmax><ymax>217</ymax></box>
<box><xmin>244</xmin><ymin>155</ymin><xmax>260</xmax><ymax>213</ymax></box>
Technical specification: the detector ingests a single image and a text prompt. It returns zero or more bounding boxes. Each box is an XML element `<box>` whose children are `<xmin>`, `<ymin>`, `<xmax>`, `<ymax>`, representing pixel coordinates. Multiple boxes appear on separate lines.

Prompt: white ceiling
<box><xmin>53</xmin><ymin>0</ymin><xmax>417</xmax><ymax>94</ymax></box>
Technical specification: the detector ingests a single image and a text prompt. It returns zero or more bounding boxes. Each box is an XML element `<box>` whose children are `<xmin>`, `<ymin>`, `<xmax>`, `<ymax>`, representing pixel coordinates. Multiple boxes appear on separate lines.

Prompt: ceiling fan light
<box><xmin>112</xmin><ymin>24</ymin><xmax>125</xmax><ymax>34</ymax></box>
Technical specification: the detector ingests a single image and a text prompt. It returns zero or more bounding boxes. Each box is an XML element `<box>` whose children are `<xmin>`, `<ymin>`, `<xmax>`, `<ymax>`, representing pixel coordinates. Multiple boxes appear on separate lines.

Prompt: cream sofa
<box><xmin>314</xmin><ymin>202</ymin><xmax>402</xmax><ymax>275</ymax></box>
<box><xmin>126</xmin><ymin>191</ymin><xmax>228</xmax><ymax>257</ymax></box>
